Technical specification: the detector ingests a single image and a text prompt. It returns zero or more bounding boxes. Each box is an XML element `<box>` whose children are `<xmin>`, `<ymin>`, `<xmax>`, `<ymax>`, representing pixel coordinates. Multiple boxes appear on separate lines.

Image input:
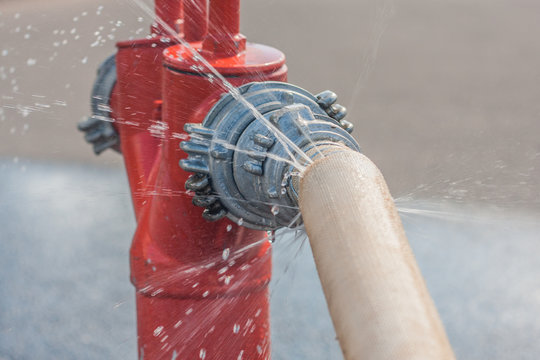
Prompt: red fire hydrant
<box><xmin>79</xmin><ymin>0</ymin><xmax>356</xmax><ymax>357</ymax></box>
<box><xmin>80</xmin><ymin>0</ymin><xmax>286</xmax><ymax>358</ymax></box>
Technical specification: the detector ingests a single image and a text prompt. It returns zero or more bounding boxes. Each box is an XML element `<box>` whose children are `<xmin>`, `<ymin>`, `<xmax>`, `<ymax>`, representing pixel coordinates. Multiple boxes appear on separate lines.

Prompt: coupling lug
<box><xmin>78</xmin><ymin>116</ymin><xmax>120</xmax><ymax>155</ymax></box>
<box><xmin>316</xmin><ymin>90</ymin><xmax>354</xmax><ymax>133</ymax></box>
<box><xmin>185</xmin><ymin>173</ymin><xmax>209</xmax><ymax>191</ymax></box>
<box><xmin>202</xmin><ymin>203</ymin><xmax>227</xmax><ymax>221</ymax></box>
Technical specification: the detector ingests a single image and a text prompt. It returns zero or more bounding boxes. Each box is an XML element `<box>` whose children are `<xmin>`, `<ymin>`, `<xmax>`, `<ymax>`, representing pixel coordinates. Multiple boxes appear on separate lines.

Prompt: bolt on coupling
<box><xmin>180</xmin><ymin>81</ymin><xmax>360</xmax><ymax>230</ymax></box>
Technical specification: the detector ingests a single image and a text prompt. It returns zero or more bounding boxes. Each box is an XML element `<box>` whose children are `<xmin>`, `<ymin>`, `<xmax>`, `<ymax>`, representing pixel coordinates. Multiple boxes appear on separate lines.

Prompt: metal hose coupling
<box><xmin>180</xmin><ymin>82</ymin><xmax>360</xmax><ymax>230</ymax></box>
<box><xmin>78</xmin><ymin>54</ymin><xmax>120</xmax><ymax>154</ymax></box>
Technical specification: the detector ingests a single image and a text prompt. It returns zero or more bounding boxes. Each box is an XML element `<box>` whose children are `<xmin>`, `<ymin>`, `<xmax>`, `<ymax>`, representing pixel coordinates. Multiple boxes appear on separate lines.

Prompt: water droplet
<box><xmin>239</xmin><ymin>264</ymin><xmax>250</xmax><ymax>271</ymax></box>
<box><xmin>267</xmin><ymin>231</ymin><xmax>276</xmax><ymax>243</ymax></box>
<box><xmin>237</xmin><ymin>218</ymin><xmax>243</xmax><ymax>226</ymax></box>
<box><xmin>185</xmin><ymin>308</ymin><xmax>193</xmax><ymax>315</ymax></box>
<box><xmin>1</xmin><ymin>50</ymin><xmax>8</xmax><ymax>56</ymax></box>
<box><xmin>170</xmin><ymin>132</ymin><xmax>187</xmax><ymax>141</ymax></box>
<box><xmin>113</xmin><ymin>301</ymin><xmax>124</xmax><ymax>309</ymax></box>
<box><xmin>222</xmin><ymin>248</ymin><xmax>230</xmax><ymax>260</ymax></box>
<box><xmin>26</xmin><ymin>58</ymin><xmax>36</xmax><ymax>66</ymax></box>
<box><xmin>73</xmin><ymin>17</ymin><xmax>79</xmax><ymax>22</ymax></box>
<box><xmin>153</xmin><ymin>326</ymin><xmax>164</xmax><ymax>336</ymax></box>
<box><xmin>81</xmin><ymin>56</ymin><xmax>88</xmax><ymax>64</ymax></box>
<box><xmin>173</xmin><ymin>320</ymin><xmax>183</xmax><ymax>328</ymax></box>
<box><xmin>97</xmin><ymin>103</ymin><xmax>111</xmax><ymax>112</ymax></box>
<box><xmin>233</xmin><ymin>324</ymin><xmax>240</xmax><ymax>333</ymax></box>
<box><xmin>226</xmin><ymin>224</ymin><xmax>233</xmax><ymax>232</ymax></box>
<box><xmin>151</xmin><ymin>288</ymin><xmax>163</xmax><ymax>296</ymax></box>
<box><xmin>202</xmin><ymin>290</ymin><xmax>209</xmax><ymax>298</ymax></box>
<box><xmin>199</xmin><ymin>348</ymin><xmax>206</xmax><ymax>359</ymax></box>
<box><xmin>271</xmin><ymin>205</ymin><xmax>279</xmax><ymax>215</ymax></box>
<box><xmin>14</xmin><ymin>13</ymin><xmax>20</xmax><ymax>19</ymax></box>
<box><xmin>138</xmin><ymin>17</ymin><xmax>144</xmax><ymax>22</ymax></box>
<box><xmin>24</xmin><ymin>34</ymin><xmax>30</xmax><ymax>40</ymax></box>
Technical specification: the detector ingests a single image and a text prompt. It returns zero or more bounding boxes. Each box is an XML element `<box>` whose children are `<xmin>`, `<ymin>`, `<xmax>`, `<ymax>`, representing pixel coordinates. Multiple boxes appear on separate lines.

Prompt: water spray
<box><xmin>78</xmin><ymin>0</ymin><xmax>454</xmax><ymax>359</ymax></box>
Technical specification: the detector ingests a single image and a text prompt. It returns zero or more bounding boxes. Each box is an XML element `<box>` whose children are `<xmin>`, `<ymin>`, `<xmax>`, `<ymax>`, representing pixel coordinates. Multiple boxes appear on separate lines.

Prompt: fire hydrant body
<box><xmin>80</xmin><ymin>1</ymin><xmax>355</xmax><ymax>356</ymax></box>
<box><xmin>111</xmin><ymin>1</ymin><xmax>286</xmax><ymax>358</ymax></box>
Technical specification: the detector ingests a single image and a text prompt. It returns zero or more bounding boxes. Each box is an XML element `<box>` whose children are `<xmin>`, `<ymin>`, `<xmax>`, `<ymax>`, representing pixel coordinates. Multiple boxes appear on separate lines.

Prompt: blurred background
<box><xmin>1</xmin><ymin>0</ymin><xmax>539</xmax><ymax>359</ymax></box>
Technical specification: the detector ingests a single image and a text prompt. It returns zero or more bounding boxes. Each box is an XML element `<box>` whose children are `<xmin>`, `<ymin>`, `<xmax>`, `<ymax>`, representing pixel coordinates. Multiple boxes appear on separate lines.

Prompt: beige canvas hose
<box><xmin>297</xmin><ymin>148</ymin><xmax>455</xmax><ymax>360</ymax></box>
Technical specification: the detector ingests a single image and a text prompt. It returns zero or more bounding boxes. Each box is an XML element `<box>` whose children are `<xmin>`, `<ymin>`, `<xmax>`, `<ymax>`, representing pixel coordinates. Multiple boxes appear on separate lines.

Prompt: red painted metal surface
<box><xmin>153</xmin><ymin>0</ymin><xmax>183</xmax><ymax>35</ymax></box>
<box><xmin>183</xmin><ymin>0</ymin><xmax>207</xmax><ymax>42</ymax></box>
<box><xmin>111</xmin><ymin>1</ymin><xmax>288</xmax><ymax>358</ymax></box>
<box><xmin>115</xmin><ymin>38</ymin><xmax>171</xmax><ymax>218</ymax></box>
<box><xmin>203</xmin><ymin>0</ymin><xmax>245</xmax><ymax>57</ymax></box>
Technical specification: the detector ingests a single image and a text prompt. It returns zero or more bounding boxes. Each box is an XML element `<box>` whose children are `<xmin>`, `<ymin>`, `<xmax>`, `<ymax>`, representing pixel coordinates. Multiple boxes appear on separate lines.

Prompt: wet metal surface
<box><xmin>1</xmin><ymin>161</ymin><xmax>539</xmax><ymax>359</ymax></box>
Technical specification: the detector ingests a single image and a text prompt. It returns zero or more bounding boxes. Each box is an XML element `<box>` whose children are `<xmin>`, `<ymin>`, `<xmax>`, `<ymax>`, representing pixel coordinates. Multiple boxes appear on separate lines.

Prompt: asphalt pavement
<box><xmin>2</xmin><ymin>161</ymin><xmax>540</xmax><ymax>359</ymax></box>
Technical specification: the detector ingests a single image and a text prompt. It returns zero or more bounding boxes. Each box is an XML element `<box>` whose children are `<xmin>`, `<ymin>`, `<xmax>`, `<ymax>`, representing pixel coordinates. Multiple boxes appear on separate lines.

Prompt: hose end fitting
<box><xmin>180</xmin><ymin>82</ymin><xmax>360</xmax><ymax>230</ymax></box>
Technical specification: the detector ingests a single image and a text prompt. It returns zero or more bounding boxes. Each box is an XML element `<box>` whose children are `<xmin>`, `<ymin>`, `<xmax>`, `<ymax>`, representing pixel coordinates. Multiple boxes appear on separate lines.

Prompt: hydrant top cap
<box><xmin>163</xmin><ymin>42</ymin><xmax>286</xmax><ymax>76</ymax></box>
